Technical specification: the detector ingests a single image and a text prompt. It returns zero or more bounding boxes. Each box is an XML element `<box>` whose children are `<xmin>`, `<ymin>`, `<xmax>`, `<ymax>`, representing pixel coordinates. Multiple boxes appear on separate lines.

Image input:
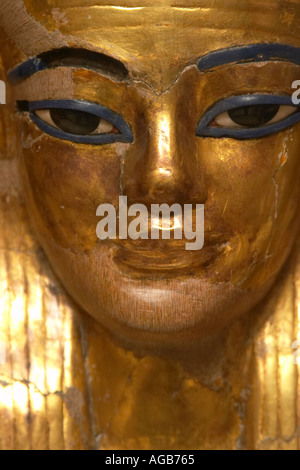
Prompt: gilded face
<box><xmin>2</xmin><ymin>0</ymin><xmax>300</xmax><ymax>345</ymax></box>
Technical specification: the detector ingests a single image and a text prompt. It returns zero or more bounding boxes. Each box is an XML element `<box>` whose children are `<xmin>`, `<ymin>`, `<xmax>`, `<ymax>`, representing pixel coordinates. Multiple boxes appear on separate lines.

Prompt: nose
<box><xmin>122</xmin><ymin>92</ymin><xmax>207</xmax><ymax>206</ymax></box>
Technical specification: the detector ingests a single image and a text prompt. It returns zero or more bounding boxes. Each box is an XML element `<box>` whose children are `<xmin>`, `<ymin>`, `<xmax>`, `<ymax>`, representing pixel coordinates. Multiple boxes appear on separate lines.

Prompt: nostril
<box><xmin>134</xmin><ymin>165</ymin><xmax>195</xmax><ymax>205</ymax></box>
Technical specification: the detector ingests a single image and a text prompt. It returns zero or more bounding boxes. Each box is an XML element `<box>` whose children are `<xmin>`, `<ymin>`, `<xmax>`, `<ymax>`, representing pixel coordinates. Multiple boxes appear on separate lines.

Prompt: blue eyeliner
<box><xmin>27</xmin><ymin>99</ymin><xmax>134</xmax><ymax>145</ymax></box>
<box><xmin>8</xmin><ymin>58</ymin><xmax>47</xmax><ymax>84</ymax></box>
<box><xmin>10</xmin><ymin>43</ymin><xmax>300</xmax><ymax>86</ymax></box>
<box><xmin>198</xmin><ymin>43</ymin><xmax>300</xmax><ymax>71</ymax></box>
<box><xmin>196</xmin><ymin>95</ymin><xmax>300</xmax><ymax>140</ymax></box>
<box><xmin>8</xmin><ymin>48</ymin><xmax>129</xmax><ymax>84</ymax></box>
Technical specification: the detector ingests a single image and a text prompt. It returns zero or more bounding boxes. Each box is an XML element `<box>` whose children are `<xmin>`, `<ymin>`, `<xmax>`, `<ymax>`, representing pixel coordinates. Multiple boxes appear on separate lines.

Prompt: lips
<box><xmin>110</xmin><ymin>236</ymin><xmax>228</xmax><ymax>276</ymax></box>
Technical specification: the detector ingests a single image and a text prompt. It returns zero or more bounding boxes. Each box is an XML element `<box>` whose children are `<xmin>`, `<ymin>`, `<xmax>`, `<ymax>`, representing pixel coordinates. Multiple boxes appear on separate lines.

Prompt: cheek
<box><xmin>265</xmin><ymin>129</ymin><xmax>300</xmax><ymax>258</ymax></box>
<box><xmin>20</xmin><ymin>124</ymin><xmax>125</xmax><ymax>251</ymax></box>
<box><xmin>197</xmin><ymin>128</ymin><xmax>300</xmax><ymax>288</ymax></box>
<box><xmin>199</xmin><ymin>130</ymin><xmax>300</xmax><ymax>234</ymax></box>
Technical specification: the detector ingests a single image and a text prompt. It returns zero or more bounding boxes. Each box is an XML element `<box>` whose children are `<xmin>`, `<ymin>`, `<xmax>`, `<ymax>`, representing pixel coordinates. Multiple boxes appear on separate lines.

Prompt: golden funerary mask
<box><xmin>1</xmin><ymin>0</ymin><xmax>300</xmax><ymax>348</ymax></box>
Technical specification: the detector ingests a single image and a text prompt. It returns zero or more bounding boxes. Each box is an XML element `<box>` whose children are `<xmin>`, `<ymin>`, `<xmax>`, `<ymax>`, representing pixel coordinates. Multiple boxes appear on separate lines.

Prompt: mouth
<box><xmin>110</xmin><ymin>237</ymin><xmax>228</xmax><ymax>277</ymax></box>
<box><xmin>96</xmin><ymin>204</ymin><xmax>231</xmax><ymax>276</ymax></box>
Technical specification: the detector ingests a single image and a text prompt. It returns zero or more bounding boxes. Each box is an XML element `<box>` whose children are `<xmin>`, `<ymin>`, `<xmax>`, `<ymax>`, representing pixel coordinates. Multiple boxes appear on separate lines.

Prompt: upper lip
<box><xmin>101</xmin><ymin>211</ymin><xmax>230</xmax><ymax>272</ymax></box>
<box><xmin>115</xmin><ymin>213</ymin><xmax>203</xmax><ymax>239</ymax></box>
<box><xmin>109</xmin><ymin>227</ymin><xmax>226</xmax><ymax>249</ymax></box>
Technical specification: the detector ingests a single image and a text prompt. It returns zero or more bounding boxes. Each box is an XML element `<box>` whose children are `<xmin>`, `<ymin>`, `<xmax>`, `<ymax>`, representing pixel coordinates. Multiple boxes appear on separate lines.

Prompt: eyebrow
<box><xmin>8</xmin><ymin>48</ymin><xmax>129</xmax><ymax>84</ymax></box>
<box><xmin>197</xmin><ymin>43</ymin><xmax>300</xmax><ymax>71</ymax></box>
<box><xmin>9</xmin><ymin>43</ymin><xmax>300</xmax><ymax>85</ymax></box>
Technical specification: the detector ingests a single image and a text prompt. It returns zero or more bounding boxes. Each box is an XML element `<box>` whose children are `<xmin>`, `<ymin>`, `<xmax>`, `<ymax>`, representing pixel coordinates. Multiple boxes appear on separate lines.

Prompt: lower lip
<box><xmin>112</xmin><ymin>243</ymin><xmax>219</xmax><ymax>275</ymax></box>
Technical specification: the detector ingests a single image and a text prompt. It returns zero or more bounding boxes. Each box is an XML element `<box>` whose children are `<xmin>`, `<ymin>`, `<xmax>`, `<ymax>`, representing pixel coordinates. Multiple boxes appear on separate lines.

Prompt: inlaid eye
<box><xmin>196</xmin><ymin>95</ymin><xmax>300</xmax><ymax>140</ymax></box>
<box><xmin>35</xmin><ymin>108</ymin><xmax>118</xmax><ymax>135</ymax></box>
<box><xmin>17</xmin><ymin>99</ymin><xmax>134</xmax><ymax>145</ymax></box>
<box><xmin>211</xmin><ymin>105</ymin><xmax>298</xmax><ymax>129</ymax></box>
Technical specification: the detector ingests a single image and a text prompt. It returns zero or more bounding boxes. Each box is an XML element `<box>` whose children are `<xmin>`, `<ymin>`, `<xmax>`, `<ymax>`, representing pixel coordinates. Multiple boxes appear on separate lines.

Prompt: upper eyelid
<box><xmin>199</xmin><ymin>94</ymin><xmax>298</xmax><ymax>123</ymax></box>
<box><xmin>28</xmin><ymin>99</ymin><xmax>122</xmax><ymax>119</ymax></box>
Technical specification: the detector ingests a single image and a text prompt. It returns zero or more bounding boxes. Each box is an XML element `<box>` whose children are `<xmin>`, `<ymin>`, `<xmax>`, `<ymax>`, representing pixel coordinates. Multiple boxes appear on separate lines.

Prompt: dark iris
<box><xmin>228</xmin><ymin>104</ymin><xmax>280</xmax><ymax>127</ymax></box>
<box><xmin>49</xmin><ymin>108</ymin><xmax>101</xmax><ymax>135</ymax></box>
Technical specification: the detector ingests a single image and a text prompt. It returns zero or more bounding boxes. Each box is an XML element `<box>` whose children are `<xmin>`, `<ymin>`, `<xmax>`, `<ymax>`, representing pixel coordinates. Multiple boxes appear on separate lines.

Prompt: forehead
<box><xmin>2</xmin><ymin>0</ymin><xmax>300</xmax><ymax>92</ymax></box>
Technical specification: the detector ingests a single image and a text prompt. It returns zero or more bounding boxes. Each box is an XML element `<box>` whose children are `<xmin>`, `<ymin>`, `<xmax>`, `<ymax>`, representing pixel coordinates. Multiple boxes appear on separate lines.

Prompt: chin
<box><xmin>42</xmin><ymin>238</ymin><xmax>275</xmax><ymax>349</ymax></box>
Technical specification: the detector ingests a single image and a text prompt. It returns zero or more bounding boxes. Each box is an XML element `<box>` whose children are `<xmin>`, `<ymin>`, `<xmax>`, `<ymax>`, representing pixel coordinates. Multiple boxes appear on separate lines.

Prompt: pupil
<box><xmin>228</xmin><ymin>104</ymin><xmax>280</xmax><ymax>127</ymax></box>
<box><xmin>50</xmin><ymin>108</ymin><xmax>101</xmax><ymax>135</ymax></box>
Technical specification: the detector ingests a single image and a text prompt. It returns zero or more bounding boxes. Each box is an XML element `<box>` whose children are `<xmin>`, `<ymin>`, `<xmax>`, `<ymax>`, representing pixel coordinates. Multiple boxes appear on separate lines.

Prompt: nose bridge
<box><xmin>145</xmin><ymin>97</ymin><xmax>180</xmax><ymax>196</ymax></box>
<box><xmin>122</xmin><ymin>84</ymin><xmax>207</xmax><ymax>206</ymax></box>
<box><xmin>129</xmin><ymin>91</ymin><xmax>196</xmax><ymax>206</ymax></box>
